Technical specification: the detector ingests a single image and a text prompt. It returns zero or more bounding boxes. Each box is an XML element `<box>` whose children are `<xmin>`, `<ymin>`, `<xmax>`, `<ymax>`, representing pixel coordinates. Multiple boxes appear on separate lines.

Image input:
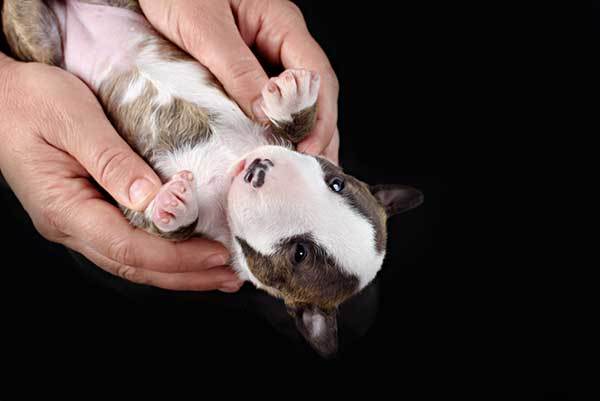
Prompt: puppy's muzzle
<box><xmin>243</xmin><ymin>158</ymin><xmax>274</xmax><ymax>188</ymax></box>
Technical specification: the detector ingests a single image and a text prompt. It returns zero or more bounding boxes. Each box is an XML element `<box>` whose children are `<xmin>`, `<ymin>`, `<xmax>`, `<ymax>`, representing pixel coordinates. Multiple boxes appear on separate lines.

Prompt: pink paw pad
<box><xmin>150</xmin><ymin>171</ymin><xmax>198</xmax><ymax>233</ymax></box>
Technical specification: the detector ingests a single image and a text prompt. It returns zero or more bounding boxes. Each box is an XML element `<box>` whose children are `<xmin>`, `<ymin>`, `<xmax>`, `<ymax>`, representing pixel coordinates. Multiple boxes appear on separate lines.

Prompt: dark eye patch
<box><xmin>236</xmin><ymin>234</ymin><xmax>359</xmax><ymax>309</ymax></box>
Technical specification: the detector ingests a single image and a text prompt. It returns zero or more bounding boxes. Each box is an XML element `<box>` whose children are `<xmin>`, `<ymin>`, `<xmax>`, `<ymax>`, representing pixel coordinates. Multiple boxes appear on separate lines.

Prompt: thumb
<box><xmin>60</xmin><ymin>108</ymin><xmax>162</xmax><ymax>211</ymax></box>
<box><xmin>181</xmin><ymin>13</ymin><xmax>268</xmax><ymax>118</ymax></box>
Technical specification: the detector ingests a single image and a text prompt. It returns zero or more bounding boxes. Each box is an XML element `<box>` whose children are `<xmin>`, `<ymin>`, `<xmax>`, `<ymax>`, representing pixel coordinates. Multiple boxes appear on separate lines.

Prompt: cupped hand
<box><xmin>139</xmin><ymin>0</ymin><xmax>340</xmax><ymax>163</ymax></box>
<box><xmin>0</xmin><ymin>54</ymin><xmax>242</xmax><ymax>292</ymax></box>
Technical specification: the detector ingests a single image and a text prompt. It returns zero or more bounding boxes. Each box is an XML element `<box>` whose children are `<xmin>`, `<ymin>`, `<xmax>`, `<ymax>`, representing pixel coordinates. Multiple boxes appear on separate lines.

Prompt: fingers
<box><xmin>251</xmin><ymin>7</ymin><xmax>340</xmax><ymax>158</ymax></box>
<box><xmin>62</xmin><ymin>195</ymin><xmax>231</xmax><ymax>274</ymax></box>
<box><xmin>47</xmin><ymin>90</ymin><xmax>162</xmax><ymax>211</ymax></box>
<box><xmin>321</xmin><ymin>127</ymin><xmax>340</xmax><ymax>166</ymax></box>
<box><xmin>75</xmin><ymin>242</ymin><xmax>242</xmax><ymax>292</ymax></box>
<box><xmin>296</xmin><ymin>84</ymin><xmax>338</xmax><ymax>156</ymax></box>
<box><xmin>146</xmin><ymin>0</ymin><xmax>269</xmax><ymax>118</ymax></box>
<box><xmin>70</xmin><ymin>116</ymin><xmax>161</xmax><ymax>211</ymax></box>
<box><xmin>192</xmin><ymin>20</ymin><xmax>268</xmax><ymax>118</ymax></box>
<box><xmin>280</xmin><ymin>36</ymin><xmax>338</xmax><ymax>157</ymax></box>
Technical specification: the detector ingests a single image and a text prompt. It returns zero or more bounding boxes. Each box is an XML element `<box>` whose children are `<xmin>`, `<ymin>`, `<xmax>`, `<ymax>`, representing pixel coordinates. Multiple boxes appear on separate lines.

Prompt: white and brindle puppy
<box><xmin>3</xmin><ymin>0</ymin><xmax>423</xmax><ymax>356</ymax></box>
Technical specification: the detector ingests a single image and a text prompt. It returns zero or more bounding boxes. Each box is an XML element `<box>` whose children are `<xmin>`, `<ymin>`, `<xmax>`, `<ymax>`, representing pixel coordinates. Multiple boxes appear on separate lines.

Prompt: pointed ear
<box><xmin>370</xmin><ymin>184</ymin><xmax>424</xmax><ymax>217</ymax></box>
<box><xmin>287</xmin><ymin>304</ymin><xmax>338</xmax><ymax>358</ymax></box>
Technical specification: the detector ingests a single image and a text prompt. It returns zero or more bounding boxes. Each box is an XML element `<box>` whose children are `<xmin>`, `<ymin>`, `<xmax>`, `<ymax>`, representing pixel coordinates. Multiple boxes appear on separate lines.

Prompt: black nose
<box><xmin>244</xmin><ymin>158</ymin><xmax>274</xmax><ymax>188</ymax></box>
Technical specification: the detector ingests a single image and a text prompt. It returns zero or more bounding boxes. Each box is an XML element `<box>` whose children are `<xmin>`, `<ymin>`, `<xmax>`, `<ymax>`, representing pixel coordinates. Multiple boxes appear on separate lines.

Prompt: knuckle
<box><xmin>226</xmin><ymin>59</ymin><xmax>263</xmax><ymax>92</ymax></box>
<box><xmin>170</xmin><ymin>257</ymin><xmax>186</xmax><ymax>274</ymax></box>
<box><xmin>114</xmin><ymin>264</ymin><xmax>146</xmax><ymax>284</ymax></box>
<box><xmin>176</xmin><ymin>6</ymin><xmax>216</xmax><ymax>56</ymax></box>
<box><xmin>323</xmin><ymin>68</ymin><xmax>339</xmax><ymax>92</ymax></box>
<box><xmin>35</xmin><ymin>204</ymin><xmax>67</xmax><ymax>242</ymax></box>
<box><xmin>177</xmin><ymin>14</ymin><xmax>202</xmax><ymax>52</ymax></box>
<box><xmin>159</xmin><ymin>245</ymin><xmax>185</xmax><ymax>273</ymax></box>
<box><xmin>277</xmin><ymin>0</ymin><xmax>303</xmax><ymax>20</ymax></box>
<box><xmin>94</xmin><ymin>147</ymin><xmax>131</xmax><ymax>188</ymax></box>
<box><xmin>107</xmin><ymin>238</ymin><xmax>137</xmax><ymax>267</ymax></box>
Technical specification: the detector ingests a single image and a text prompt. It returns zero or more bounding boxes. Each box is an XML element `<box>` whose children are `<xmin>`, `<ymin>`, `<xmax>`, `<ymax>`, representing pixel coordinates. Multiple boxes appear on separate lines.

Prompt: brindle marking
<box><xmin>2</xmin><ymin>0</ymin><xmax>63</xmax><ymax>65</ymax></box>
<box><xmin>78</xmin><ymin>0</ymin><xmax>141</xmax><ymax>13</ymax></box>
<box><xmin>271</xmin><ymin>104</ymin><xmax>317</xmax><ymax>144</ymax></box>
<box><xmin>122</xmin><ymin>207</ymin><xmax>198</xmax><ymax>241</ymax></box>
<box><xmin>98</xmin><ymin>67</ymin><xmax>213</xmax><ymax>164</ymax></box>
<box><xmin>3</xmin><ymin>0</ymin><xmax>330</xmax><ymax>244</ymax></box>
<box><xmin>316</xmin><ymin>156</ymin><xmax>388</xmax><ymax>253</ymax></box>
<box><xmin>101</xmin><ymin>69</ymin><xmax>210</xmax><ymax>240</ymax></box>
<box><xmin>236</xmin><ymin>234</ymin><xmax>359</xmax><ymax>310</ymax></box>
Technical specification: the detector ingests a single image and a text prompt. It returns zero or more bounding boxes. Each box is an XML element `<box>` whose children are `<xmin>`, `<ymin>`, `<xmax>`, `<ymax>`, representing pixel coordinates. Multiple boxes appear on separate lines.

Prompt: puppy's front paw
<box><xmin>260</xmin><ymin>69</ymin><xmax>320</xmax><ymax>125</ymax></box>
<box><xmin>148</xmin><ymin>171</ymin><xmax>198</xmax><ymax>234</ymax></box>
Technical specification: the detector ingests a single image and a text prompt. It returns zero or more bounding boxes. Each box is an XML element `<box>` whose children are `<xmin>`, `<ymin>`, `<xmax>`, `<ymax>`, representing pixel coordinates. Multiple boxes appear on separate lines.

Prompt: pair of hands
<box><xmin>0</xmin><ymin>0</ymin><xmax>339</xmax><ymax>292</ymax></box>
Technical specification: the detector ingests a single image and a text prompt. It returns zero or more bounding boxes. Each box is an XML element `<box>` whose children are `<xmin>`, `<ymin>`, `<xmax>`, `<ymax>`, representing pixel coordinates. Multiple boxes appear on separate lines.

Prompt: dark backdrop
<box><xmin>0</xmin><ymin>1</ymin><xmax>574</xmax><ymax>398</ymax></box>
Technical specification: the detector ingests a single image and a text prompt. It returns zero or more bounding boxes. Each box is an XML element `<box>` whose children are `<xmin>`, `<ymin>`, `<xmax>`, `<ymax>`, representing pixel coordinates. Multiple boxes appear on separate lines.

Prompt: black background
<box><xmin>0</xmin><ymin>1</ymin><xmax>577</xmax><ymax>399</ymax></box>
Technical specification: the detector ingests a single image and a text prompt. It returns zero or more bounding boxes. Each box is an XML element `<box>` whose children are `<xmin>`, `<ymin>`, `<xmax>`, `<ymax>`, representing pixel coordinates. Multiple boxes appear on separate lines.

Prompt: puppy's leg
<box><xmin>122</xmin><ymin>171</ymin><xmax>199</xmax><ymax>241</ymax></box>
<box><xmin>2</xmin><ymin>0</ymin><xmax>63</xmax><ymax>65</ymax></box>
<box><xmin>259</xmin><ymin>69</ymin><xmax>320</xmax><ymax>144</ymax></box>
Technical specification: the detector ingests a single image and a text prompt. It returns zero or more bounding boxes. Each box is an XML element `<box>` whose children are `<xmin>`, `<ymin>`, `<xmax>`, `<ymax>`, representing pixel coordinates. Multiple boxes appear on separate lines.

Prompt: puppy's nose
<box><xmin>243</xmin><ymin>158</ymin><xmax>274</xmax><ymax>188</ymax></box>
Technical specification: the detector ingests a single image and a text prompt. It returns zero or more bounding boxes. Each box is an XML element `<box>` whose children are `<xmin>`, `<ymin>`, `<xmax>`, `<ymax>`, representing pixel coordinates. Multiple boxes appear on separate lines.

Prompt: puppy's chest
<box><xmin>152</xmin><ymin>137</ymin><xmax>250</xmax><ymax>244</ymax></box>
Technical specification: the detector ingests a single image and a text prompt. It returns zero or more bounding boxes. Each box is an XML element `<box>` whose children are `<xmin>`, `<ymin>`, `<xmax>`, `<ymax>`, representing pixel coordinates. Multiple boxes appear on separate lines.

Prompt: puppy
<box><xmin>3</xmin><ymin>0</ymin><xmax>423</xmax><ymax>356</ymax></box>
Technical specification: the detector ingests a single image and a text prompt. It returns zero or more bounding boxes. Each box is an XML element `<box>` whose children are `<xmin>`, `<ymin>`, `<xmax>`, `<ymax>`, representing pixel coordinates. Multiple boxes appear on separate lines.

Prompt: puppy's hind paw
<box><xmin>148</xmin><ymin>170</ymin><xmax>199</xmax><ymax>234</ymax></box>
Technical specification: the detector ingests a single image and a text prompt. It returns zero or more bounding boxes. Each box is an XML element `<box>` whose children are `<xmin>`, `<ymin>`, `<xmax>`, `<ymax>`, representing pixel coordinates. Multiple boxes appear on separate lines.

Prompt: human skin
<box><xmin>138</xmin><ymin>0</ymin><xmax>340</xmax><ymax>162</ymax></box>
<box><xmin>0</xmin><ymin>0</ymin><xmax>338</xmax><ymax>291</ymax></box>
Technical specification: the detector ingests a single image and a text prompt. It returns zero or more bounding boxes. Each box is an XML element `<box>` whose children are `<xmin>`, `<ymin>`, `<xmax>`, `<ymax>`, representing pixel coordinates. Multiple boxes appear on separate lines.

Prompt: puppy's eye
<box><xmin>293</xmin><ymin>243</ymin><xmax>308</xmax><ymax>265</ymax></box>
<box><xmin>328</xmin><ymin>177</ymin><xmax>345</xmax><ymax>193</ymax></box>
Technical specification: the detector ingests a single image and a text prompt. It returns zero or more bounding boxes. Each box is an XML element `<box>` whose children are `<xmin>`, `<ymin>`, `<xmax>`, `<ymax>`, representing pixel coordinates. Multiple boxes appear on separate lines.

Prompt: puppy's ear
<box><xmin>287</xmin><ymin>304</ymin><xmax>338</xmax><ymax>358</ymax></box>
<box><xmin>370</xmin><ymin>184</ymin><xmax>424</xmax><ymax>217</ymax></box>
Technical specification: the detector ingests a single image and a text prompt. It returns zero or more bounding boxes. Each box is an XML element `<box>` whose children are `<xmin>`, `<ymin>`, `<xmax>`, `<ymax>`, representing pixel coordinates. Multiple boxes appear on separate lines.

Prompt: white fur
<box><xmin>53</xmin><ymin>2</ymin><xmax>385</xmax><ymax>294</ymax></box>
<box><xmin>304</xmin><ymin>311</ymin><xmax>326</xmax><ymax>340</ymax></box>
<box><xmin>227</xmin><ymin>146</ymin><xmax>384</xmax><ymax>289</ymax></box>
<box><xmin>121</xmin><ymin>75</ymin><xmax>147</xmax><ymax>104</ymax></box>
<box><xmin>261</xmin><ymin>69</ymin><xmax>320</xmax><ymax>124</ymax></box>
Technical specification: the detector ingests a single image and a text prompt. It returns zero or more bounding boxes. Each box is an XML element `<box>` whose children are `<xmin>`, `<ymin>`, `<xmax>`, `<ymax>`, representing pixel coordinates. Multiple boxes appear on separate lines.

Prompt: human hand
<box><xmin>0</xmin><ymin>54</ymin><xmax>242</xmax><ymax>292</ymax></box>
<box><xmin>139</xmin><ymin>0</ymin><xmax>340</xmax><ymax>164</ymax></box>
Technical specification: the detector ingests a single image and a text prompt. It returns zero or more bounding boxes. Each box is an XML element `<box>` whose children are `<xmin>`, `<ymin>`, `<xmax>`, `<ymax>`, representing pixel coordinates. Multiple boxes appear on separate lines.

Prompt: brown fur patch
<box><xmin>99</xmin><ymin>67</ymin><xmax>212</xmax><ymax>237</ymax></box>
<box><xmin>78</xmin><ymin>0</ymin><xmax>142</xmax><ymax>13</ymax></box>
<box><xmin>3</xmin><ymin>0</ymin><xmax>225</xmax><ymax>242</ymax></box>
<box><xmin>122</xmin><ymin>206</ymin><xmax>198</xmax><ymax>241</ymax></box>
<box><xmin>236</xmin><ymin>235</ymin><xmax>359</xmax><ymax>310</ymax></box>
<box><xmin>97</xmin><ymin>68</ymin><xmax>213</xmax><ymax>163</ymax></box>
<box><xmin>153</xmin><ymin>97</ymin><xmax>213</xmax><ymax>154</ymax></box>
<box><xmin>316</xmin><ymin>157</ymin><xmax>388</xmax><ymax>253</ymax></box>
<box><xmin>271</xmin><ymin>104</ymin><xmax>317</xmax><ymax>144</ymax></box>
<box><xmin>2</xmin><ymin>0</ymin><xmax>63</xmax><ymax>65</ymax></box>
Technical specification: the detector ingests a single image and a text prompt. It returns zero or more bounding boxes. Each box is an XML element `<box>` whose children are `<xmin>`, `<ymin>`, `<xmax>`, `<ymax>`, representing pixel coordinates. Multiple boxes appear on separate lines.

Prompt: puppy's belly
<box><xmin>47</xmin><ymin>0</ymin><xmax>148</xmax><ymax>89</ymax></box>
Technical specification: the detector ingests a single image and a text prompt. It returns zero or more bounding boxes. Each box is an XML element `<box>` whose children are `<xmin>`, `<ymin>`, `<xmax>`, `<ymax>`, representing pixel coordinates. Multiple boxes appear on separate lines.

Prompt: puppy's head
<box><xmin>227</xmin><ymin>145</ymin><xmax>422</xmax><ymax>357</ymax></box>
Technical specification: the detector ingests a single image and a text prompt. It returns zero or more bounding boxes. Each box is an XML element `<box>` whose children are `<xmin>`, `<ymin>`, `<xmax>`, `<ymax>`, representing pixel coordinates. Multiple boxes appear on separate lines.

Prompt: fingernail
<box><xmin>219</xmin><ymin>280</ymin><xmax>244</xmax><ymax>293</ymax></box>
<box><xmin>252</xmin><ymin>99</ymin><xmax>267</xmax><ymax>121</ymax></box>
<box><xmin>129</xmin><ymin>178</ymin><xmax>155</xmax><ymax>207</ymax></box>
<box><xmin>205</xmin><ymin>253</ymin><xmax>229</xmax><ymax>267</ymax></box>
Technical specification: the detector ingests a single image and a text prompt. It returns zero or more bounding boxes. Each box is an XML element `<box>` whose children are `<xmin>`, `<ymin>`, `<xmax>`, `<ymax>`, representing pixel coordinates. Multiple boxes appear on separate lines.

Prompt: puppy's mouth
<box><xmin>243</xmin><ymin>158</ymin><xmax>274</xmax><ymax>188</ymax></box>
